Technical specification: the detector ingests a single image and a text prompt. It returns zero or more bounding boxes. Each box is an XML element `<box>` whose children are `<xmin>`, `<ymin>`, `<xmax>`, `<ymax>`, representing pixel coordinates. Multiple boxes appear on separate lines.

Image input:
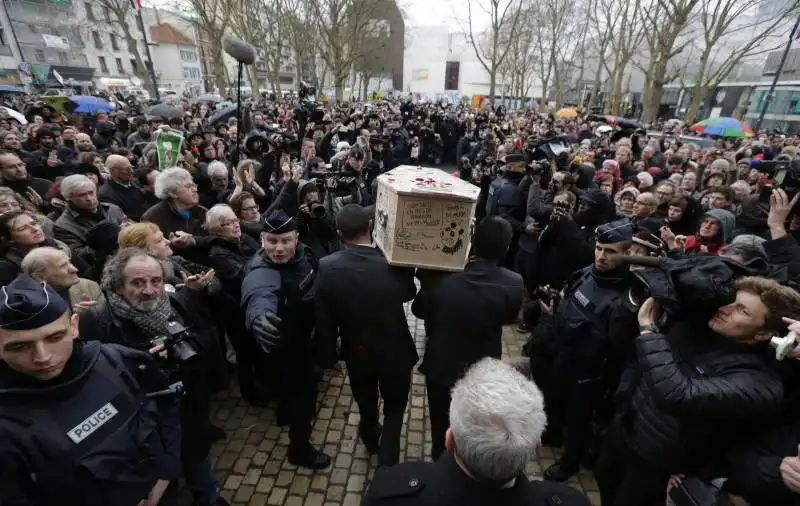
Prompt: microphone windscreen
<box><xmin>223</xmin><ymin>36</ymin><xmax>256</xmax><ymax>65</ymax></box>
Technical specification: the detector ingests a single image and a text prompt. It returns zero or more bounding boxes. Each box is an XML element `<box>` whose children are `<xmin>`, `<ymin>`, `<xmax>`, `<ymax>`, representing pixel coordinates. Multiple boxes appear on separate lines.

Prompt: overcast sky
<box><xmin>401</xmin><ymin>0</ymin><xmax>488</xmax><ymax>31</ymax></box>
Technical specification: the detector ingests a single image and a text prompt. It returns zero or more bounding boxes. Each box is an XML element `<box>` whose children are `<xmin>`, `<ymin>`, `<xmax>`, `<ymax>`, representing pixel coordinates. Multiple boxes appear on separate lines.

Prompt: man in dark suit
<box><xmin>413</xmin><ymin>215</ymin><xmax>524</xmax><ymax>460</ymax></box>
<box><xmin>315</xmin><ymin>204</ymin><xmax>417</xmax><ymax>467</ymax></box>
<box><xmin>362</xmin><ymin>358</ymin><xmax>591</xmax><ymax>506</ymax></box>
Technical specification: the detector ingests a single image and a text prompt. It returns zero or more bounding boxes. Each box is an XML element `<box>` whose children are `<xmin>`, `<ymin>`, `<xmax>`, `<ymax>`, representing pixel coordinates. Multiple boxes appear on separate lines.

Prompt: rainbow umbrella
<box><xmin>690</xmin><ymin>117</ymin><xmax>753</xmax><ymax>138</ymax></box>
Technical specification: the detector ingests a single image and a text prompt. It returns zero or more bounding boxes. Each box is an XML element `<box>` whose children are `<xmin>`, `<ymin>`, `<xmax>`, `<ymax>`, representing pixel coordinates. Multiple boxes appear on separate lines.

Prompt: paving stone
<box><xmin>234</xmin><ymin>485</ymin><xmax>255</xmax><ymax>503</ymax></box>
<box><xmin>267</xmin><ymin>487</ymin><xmax>287</xmax><ymax>505</ymax></box>
<box><xmin>209</xmin><ymin>311</ymin><xmax>600</xmax><ymax>506</ymax></box>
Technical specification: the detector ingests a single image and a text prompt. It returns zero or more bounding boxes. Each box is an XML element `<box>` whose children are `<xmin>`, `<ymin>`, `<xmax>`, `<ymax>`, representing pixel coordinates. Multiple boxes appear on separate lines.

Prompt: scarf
<box><xmin>106</xmin><ymin>291</ymin><xmax>174</xmax><ymax>338</ymax></box>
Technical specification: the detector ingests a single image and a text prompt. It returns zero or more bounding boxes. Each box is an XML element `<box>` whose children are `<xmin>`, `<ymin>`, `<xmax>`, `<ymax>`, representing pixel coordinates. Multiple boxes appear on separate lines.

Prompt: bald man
<box><xmin>75</xmin><ymin>133</ymin><xmax>94</xmax><ymax>152</ymax></box>
<box><xmin>98</xmin><ymin>154</ymin><xmax>146</xmax><ymax>220</ymax></box>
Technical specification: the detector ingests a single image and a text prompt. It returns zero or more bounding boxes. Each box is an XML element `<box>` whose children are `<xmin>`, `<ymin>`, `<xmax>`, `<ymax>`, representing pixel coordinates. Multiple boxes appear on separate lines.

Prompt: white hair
<box><xmin>21</xmin><ymin>246</ymin><xmax>66</xmax><ymax>279</ymax></box>
<box><xmin>205</xmin><ymin>204</ymin><xmax>236</xmax><ymax>232</ymax></box>
<box><xmin>206</xmin><ymin>160</ymin><xmax>228</xmax><ymax>179</ymax></box>
<box><xmin>730</xmin><ymin>180</ymin><xmax>751</xmax><ymax>194</ymax></box>
<box><xmin>154</xmin><ymin>167</ymin><xmax>193</xmax><ymax>200</ymax></box>
<box><xmin>449</xmin><ymin>358</ymin><xmax>546</xmax><ymax>483</ymax></box>
<box><xmin>60</xmin><ymin>174</ymin><xmax>96</xmax><ymax>200</ymax></box>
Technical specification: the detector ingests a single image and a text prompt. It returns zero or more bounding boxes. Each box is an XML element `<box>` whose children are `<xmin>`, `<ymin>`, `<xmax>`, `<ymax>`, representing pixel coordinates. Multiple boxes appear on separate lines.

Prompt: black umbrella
<box><xmin>208</xmin><ymin>105</ymin><xmax>251</xmax><ymax>132</ymax></box>
<box><xmin>146</xmin><ymin>103</ymin><xmax>182</xmax><ymax>120</ymax></box>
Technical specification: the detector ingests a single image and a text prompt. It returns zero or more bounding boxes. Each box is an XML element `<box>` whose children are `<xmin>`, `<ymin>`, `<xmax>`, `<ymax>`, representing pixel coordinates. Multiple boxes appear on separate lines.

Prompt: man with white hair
<box><xmin>21</xmin><ymin>246</ymin><xmax>104</xmax><ymax>313</ymax></box>
<box><xmin>53</xmin><ymin>174</ymin><xmax>126</xmax><ymax>263</ymax></box>
<box><xmin>98</xmin><ymin>153</ymin><xmax>146</xmax><ymax>220</ymax></box>
<box><xmin>363</xmin><ymin>358</ymin><xmax>590</xmax><ymax>506</ymax></box>
<box><xmin>141</xmin><ymin>167</ymin><xmax>210</xmax><ymax>263</ymax></box>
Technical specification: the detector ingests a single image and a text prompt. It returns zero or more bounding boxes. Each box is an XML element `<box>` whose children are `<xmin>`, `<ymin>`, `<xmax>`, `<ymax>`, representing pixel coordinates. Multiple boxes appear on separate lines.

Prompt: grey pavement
<box><xmin>209</xmin><ymin>304</ymin><xmax>602</xmax><ymax>506</ymax></box>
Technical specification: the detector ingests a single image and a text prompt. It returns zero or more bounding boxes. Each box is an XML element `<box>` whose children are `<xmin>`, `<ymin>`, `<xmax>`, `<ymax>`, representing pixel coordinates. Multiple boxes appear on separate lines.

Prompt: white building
<box><xmin>403</xmin><ymin>26</ymin><xmax>543</xmax><ymax>101</ymax></box>
<box><xmin>73</xmin><ymin>3</ymin><xmax>203</xmax><ymax>95</ymax></box>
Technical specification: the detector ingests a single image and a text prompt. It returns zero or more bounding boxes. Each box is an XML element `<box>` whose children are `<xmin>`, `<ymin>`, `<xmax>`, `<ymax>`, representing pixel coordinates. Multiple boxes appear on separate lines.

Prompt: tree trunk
<box><xmin>683</xmin><ymin>53</ymin><xmax>710</xmax><ymax>124</ymax></box>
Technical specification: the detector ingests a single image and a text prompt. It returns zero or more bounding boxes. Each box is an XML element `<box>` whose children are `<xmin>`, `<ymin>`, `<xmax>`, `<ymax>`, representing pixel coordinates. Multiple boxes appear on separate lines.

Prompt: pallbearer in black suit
<box><xmin>413</xmin><ymin>215</ymin><xmax>524</xmax><ymax>460</ymax></box>
<box><xmin>315</xmin><ymin>204</ymin><xmax>417</xmax><ymax>467</ymax></box>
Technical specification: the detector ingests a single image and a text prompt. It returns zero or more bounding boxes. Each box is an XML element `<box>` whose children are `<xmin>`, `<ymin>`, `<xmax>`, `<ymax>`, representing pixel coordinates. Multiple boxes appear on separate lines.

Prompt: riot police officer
<box><xmin>485</xmin><ymin>152</ymin><xmax>527</xmax><ymax>269</ymax></box>
<box><xmin>538</xmin><ymin>219</ymin><xmax>633</xmax><ymax>482</ymax></box>
<box><xmin>241</xmin><ymin>210</ymin><xmax>331</xmax><ymax>469</ymax></box>
<box><xmin>0</xmin><ymin>275</ymin><xmax>182</xmax><ymax>506</ymax></box>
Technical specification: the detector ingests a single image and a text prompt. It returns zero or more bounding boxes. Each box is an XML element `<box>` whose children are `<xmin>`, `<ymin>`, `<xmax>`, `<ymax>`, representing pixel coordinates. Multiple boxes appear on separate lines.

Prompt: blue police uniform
<box><xmin>0</xmin><ymin>275</ymin><xmax>182</xmax><ymax>506</ymax></box>
<box><xmin>541</xmin><ymin>220</ymin><xmax>633</xmax><ymax>482</ymax></box>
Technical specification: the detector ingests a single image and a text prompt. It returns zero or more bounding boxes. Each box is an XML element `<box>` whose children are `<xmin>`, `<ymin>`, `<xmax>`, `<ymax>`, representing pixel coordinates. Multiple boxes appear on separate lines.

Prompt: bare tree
<box><xmin>463</xmin><ymin>0</ymin><xmax>524</xmax><ymax>107</ymax></box>
<box><xmin>229</xmin><ymin>0</ymin><xmax>269</xmax><ymax>91</ymax></box>
<box><xmin>681</xmin><ymin>0</ymin><xmax>800</xmax><ymax>123</ymax></box>
<box><xmin>637</xmin><ymin>0</ymin><xmax>699</xmax><ymax>122</ymax></box>
<box><xmin>172</xmin><ymin>0</ymin><xmax>233</xmax><ymax>94</ymax></box>
<box><xmin>304</xmin><ymin>0</ymin><xmax>386</xmax><ymax>100</ymax></box>
<box><xmin>595</xmin><ymin>0</ymin><xmax>646</xmax><ymax>115</ymax></box>
<box><xmin>585</xmin><ymin>0</ymin><xmax>615</xmax><ymax>108</ymax></box>
<box><xmin>86</xmin><ymin>0</ymin><xmax>153</xmax><ymax>94</ymax></box>
<box><xmin>534</xmin><ymin>0</ymin><xmax>582</xmax><ymax>108</ymax></box>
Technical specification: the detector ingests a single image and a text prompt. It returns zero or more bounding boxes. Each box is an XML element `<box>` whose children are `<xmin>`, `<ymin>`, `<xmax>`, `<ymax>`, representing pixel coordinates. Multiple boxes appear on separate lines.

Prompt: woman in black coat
<box><xmin>205</xmin><ymin>204</ymin><xmax>269</xmax><ymax>405</ymax></box>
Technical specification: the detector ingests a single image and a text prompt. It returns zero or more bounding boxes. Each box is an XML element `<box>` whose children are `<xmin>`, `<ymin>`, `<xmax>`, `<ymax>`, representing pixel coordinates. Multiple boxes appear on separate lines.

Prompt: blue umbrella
<box><xmin>68</xmin><ymin>95</ymin><xmax>113</xmax><ymax>114</ymax></box>
<box><xmin>0</xmin><ymin>84</ymin><xmax>24</xmax><ymax>93</ymax></box>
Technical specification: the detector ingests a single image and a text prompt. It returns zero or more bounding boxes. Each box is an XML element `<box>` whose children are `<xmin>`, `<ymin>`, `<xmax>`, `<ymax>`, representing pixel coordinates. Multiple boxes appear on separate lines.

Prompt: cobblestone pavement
<box><xmin>209</xmin><ymin>305</ymin><xmax>602</xmax><ymax>506</ymax></box>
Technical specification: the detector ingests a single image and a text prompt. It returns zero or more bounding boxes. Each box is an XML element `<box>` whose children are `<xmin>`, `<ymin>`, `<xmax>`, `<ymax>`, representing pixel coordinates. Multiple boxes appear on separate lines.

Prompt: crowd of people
<box><xmin>0</xmin><ymin>91</ymin><xmax>798</xmax><ymax>506</ymax></box>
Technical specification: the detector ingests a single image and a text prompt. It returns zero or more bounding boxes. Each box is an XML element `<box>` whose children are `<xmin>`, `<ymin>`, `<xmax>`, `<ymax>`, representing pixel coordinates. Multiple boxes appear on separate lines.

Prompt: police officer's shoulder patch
<box><xmin>365</xmin><ymin>461</ymin><xmax>428</xmax><ymax>502</ymax></box>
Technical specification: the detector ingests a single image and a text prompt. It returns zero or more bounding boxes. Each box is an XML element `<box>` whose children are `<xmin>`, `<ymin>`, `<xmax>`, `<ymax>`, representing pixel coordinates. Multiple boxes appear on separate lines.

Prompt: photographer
<box><xmin>485</xmin><ymin>152</ymin><xmax>527</xmax><ymax>269</ymax></box>
<box><xmin>79</xmin><ymin>248</ymin><xmax>226</xmax><ymax>506</ymax></box>
<box><xmin>327</xmin><ymin>146</ymin><xmax>373</xmax><ymax>214</ymax></box>
<box><xmin>595</xmin><ymin>276</ymin><xmax>794</xmax><ymax>506</ymax></box>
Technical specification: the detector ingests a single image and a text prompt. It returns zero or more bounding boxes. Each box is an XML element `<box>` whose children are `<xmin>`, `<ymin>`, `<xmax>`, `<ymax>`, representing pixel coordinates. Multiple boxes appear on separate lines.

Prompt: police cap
<box><xmin>0</xmin><ymin>274</ymin><xmax>70</xmax><ymax>330</ymax></box>
<box><xmin>262</xmin><ymin>209</ymin><xmax>298</xmax><ymax>234</ymax></box>
<box><xmin>503</xmin><ymin>152</ymin><xmax>525</xmax><ymax>164</ymax></box>
<box><xmin>596</xmin><ymin>219</ymin><xmax>633</xmax><ymax>245</ymax></box>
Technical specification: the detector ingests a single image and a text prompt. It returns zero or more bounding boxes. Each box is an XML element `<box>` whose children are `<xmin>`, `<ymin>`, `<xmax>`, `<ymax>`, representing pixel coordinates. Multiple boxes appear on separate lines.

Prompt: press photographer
<box><xmin>78</xmin><ymin>248</ymin><xmax>227</xmax><ymax>506</ymax></box>
<box><xmin>595</xmin><ymin>275</ymin><xmax>799</xmax><ymax>506</ymax></box>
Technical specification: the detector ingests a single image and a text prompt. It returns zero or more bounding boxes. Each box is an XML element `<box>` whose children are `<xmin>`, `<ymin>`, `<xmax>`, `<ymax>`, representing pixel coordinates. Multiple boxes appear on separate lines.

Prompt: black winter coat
<box><xmin>623</xmin><ymin>324</ymin><xmax>783</xmax><ymax>473</ymax></box>
<box><xmin>206</xmin><ymin>234</ymin><xmax>260</xmax><ymax>300</ymax></box>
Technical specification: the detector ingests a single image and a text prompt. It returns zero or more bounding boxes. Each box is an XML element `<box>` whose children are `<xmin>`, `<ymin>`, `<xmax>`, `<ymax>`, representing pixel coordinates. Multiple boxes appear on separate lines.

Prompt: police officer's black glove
<box><xmin>252</xmin><ymin>313</ymin><xmax>282</xmax><ymax>354</ymax></box>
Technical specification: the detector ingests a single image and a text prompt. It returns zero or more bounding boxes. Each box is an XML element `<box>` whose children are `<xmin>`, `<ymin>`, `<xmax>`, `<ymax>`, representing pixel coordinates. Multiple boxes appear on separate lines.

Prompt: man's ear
<box><xmin>70</xmin><ymin>312</ymin><xmax>80</xmax><ymax>340</ymax></box>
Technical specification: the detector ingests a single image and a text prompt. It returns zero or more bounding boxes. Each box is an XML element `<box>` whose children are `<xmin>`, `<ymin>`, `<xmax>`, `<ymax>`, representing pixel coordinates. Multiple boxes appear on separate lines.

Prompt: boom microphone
<box><xmin>223</xmin><ymin>35</ymin><xmax>256</xmax><ymax>65</ymax></box>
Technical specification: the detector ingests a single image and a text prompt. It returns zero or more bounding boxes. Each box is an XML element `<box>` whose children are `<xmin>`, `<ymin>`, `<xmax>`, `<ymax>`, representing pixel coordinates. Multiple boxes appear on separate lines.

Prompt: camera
<box><xmin>535</xmin><ymin>286</ymin><xmax>561</xmax><ymax>305</ymax></box>
<box><xmin>309</xmin><ymin>202</ymin><xmax>326</xmax><ymax>218</ymax></box>
<box><xmin>761</xmin><ymin>159</ymin><xmax>800</xmax><ymax>198</ymax></box>
<box><xmin>620</xmin><ymin>255</ymin><xmax>751</xmax><ymax>324</ymax></box>
<box><xmin>149</xmin><ymin>321</ymin><xmax>199</xmax><ymax>365</ymax></box>
<box><xmin>668</xmin><ymin>476</ymin><xmax>720</xmax><ymax>506</ymax></box>
<box><xmin>293</xmin><ymin>81</ymin><xmax>325</xmax><ymax>124</ymax></box>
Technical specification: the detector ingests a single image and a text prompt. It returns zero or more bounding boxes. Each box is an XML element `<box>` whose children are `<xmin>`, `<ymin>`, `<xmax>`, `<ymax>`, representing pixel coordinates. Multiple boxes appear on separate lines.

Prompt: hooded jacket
<box><xmin>685</xmin><ymin>208</ymin><xmax>735</xmax><ymax>255</ymax></box>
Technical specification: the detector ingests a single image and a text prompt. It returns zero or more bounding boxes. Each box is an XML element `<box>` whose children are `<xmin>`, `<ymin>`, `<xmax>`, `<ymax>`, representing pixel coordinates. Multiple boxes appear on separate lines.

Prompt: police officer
<box><xmin>485</xmin><ymin>152</ymin><xmax>527</xmax><ymax>269</ymax></box>
<box><xmin>241</xmin><ymin>209</ymin><xmax>331</xmax><ymax>469</ymax></box>
<box><xmin>537</xmin><ymin>219</ymin><xmax>633</xmax><ymax>482</ymax></box>
<box><xmin>0</xmin><ymin>275</ymin><xmax>182</xmax><ymax>506</ymax></box>
<box><xmin>363</xmin><ymin>358</ymin><xmax>591</xmax><ymax>506</ymax></box>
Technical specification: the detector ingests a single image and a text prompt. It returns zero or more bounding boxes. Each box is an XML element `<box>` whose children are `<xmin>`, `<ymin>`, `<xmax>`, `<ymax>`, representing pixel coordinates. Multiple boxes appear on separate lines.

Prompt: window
<box><xmin>180</xmin><ymin>49</ymin><xmax>197</xmax><ymax>62</ymax></box>
<box><xmin>110</xmin><ymin>34</ymin><xmax>119</xmax><ymax>51</ymax></box>
<box><xmin>183</xmin><ymin>67</ymin><xmax>201</xmax><ymax>79</ymax></box>
<box><xmin>103</xmin><ymin>7</ymin><xmax>111</xmax><ymax>22</ymax></box>
<box><xmin>92</xmin><ymin>31</ymin><xmax>102</xmax><ymax>49</ymax></box>
<box><xmin>33</xmin><ymin>49</ymin><xmax>44</xmax><ymax>63</ymax></box>
<box><xmin>99</xmin><ymin>56</ymin><xmax>108</xmax><ymax>73</ymax></box>
<box><xmin>0</xmin><ymin>28</ymin><xmax>6</xmax><ymax>46</ymax></box>
<box><xmin>58</xmin><ymin>52</ymin><xmax>68</xmax><ymax>65</ymax></box>
<box><xmin>85</xmin><ymin>2</ymin><xmax>94</xmax><ymax>20</ymax></box>
<box><xmin>115</xmin><ymin>57</ymin><xmax>124</xmax><ymax>74</ymax></box>
<box><xmin>127</xmin><ymin>38</ymin><xmax>136</xmax><ymax>53</ymax></box>
<box><xmin>130</xmin><ymin>59</ymin><xmax>138</xmax><ymax>73</ymax></box>
<box><xmin>444</xmin><ymin>61</ymin><xmax>460</xmax><ymax>91</ymax></box>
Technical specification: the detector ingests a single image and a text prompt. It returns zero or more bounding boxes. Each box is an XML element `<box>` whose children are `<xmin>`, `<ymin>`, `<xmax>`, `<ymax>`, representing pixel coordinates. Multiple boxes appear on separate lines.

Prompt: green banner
<box><xmin>155</xmin><ymin>128</ymin><xmax>185</xmax><ymax>169</ymax></box>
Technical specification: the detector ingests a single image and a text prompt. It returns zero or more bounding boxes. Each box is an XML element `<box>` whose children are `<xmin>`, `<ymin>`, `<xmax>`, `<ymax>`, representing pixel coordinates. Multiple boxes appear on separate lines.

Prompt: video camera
<box><xmin>619</xmin><ymin>255</ymin><xmax>752</xmax><ymax>323</ymax></box>
<box><xmin>293</xmin><ymin>81</ymin><xmax>325</xmax><ymax>124</ymax></box>
<box><xmin>754</xmin><ymin>159</ymin><xmax>800</xmax><ymax>200</ymax></box>
<box><xmin>149</xmin><ymin>321</ymin><xmax>200</xmax><ymax>366</ymax></box>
